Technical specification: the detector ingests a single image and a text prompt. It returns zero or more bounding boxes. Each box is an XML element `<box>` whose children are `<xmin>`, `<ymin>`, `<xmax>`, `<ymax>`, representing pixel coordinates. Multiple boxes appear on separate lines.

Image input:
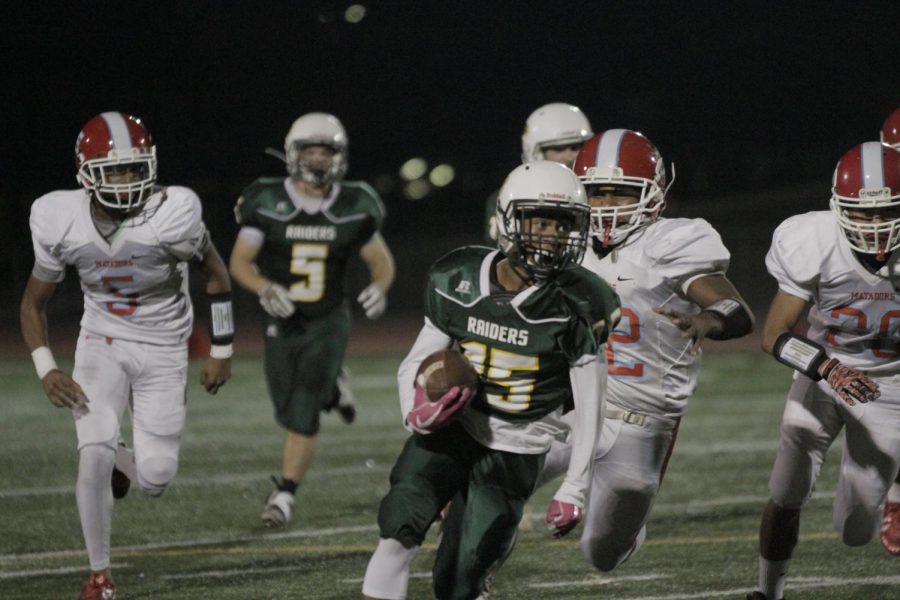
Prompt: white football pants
<box><xmin>768</xmin><ymin>374</ymin><xmax>900</xmax><ymax>546</ymax></box>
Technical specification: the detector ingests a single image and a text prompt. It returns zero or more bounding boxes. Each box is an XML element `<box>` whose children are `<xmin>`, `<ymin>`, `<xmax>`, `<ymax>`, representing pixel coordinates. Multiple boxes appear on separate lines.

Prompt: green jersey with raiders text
<box><xmin>235</xmin><ymin>177</ymin><xmax>385</xmax><ymax>319</ymax></box>
<box><xmin>425</xmin><ymin>246</ymin><xmax>620</xmax><ymax>422</ymax></box>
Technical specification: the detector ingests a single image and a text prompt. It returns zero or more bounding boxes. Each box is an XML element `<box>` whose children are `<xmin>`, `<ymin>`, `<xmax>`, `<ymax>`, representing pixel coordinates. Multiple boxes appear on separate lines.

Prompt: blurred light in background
<box><xmin>404</xmin><ymin>179</ymin><xmax>431</xmax><ymax>200</ymax></box>
<box><xmin>344</xmin><ymin>4</ymin><xmax>367</xmax><ymax>24</ymax></box>
<box><xmin>429</xmin><ymin>164</ymin><xmax>455</xmax><ymax>187</ymax></box>
<box><xmin>400</xmin><ymin>158</ymin><xmax>428</xmax><ymax>181</ymax></box>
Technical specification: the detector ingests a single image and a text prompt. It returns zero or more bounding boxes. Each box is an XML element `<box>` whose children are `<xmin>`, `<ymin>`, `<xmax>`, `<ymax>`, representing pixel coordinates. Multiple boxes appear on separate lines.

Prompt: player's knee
<box><xmin>136</xmin><ymin>456</ymin><xmax>178</xmax><ymax>497</ymax></box>
<box><xmin>835</xmin><ymin>509</ymin><xmax>879</xmax><ymax>547</ymax></box>
<box><xmin>580</xmin><ymin>535</ymin><xmax>620</xmax><ymax>572</ymax></box>
<box><xmin>377</xmin><ymin>485</ymin><xmax>439</xmax><ymax>547</ymax></box>
<box><xmin>77</xmin><ymin>444</ymin><xmax>116</xmax><ymax>486</ymax></box>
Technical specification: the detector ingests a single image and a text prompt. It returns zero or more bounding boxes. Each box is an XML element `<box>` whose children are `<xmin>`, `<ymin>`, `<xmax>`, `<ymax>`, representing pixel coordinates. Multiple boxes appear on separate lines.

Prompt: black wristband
<box><xmin>207</xmin><ymin>291</ymin><xmax>235</xmax><ymax>345</ymax></box>
<box><xmin>772</xmin><ymin>332</ymin><xmax>828</xmax><ymax>380</ymax></box>
<box><xmin>700</xmin><ymin>298</ymin><xmax>754</xmax><ymax>340</ymax></box>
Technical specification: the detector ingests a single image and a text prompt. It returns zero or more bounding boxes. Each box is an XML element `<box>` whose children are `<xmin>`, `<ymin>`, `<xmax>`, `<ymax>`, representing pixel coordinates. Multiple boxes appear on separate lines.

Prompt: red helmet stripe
<box><xmin>99</xmin><ymin>112</ymin><xmax>133</xmax><ymax>150</ymax></box>
<box><xmin>861</xmin><ymin>141</ymin><xmax>886</xmax><ymax>190</ymax></box>
<box><xmin>594</xmin><ymin>129</ymin><xmax>627</xmax><ymax>167</ymax></box>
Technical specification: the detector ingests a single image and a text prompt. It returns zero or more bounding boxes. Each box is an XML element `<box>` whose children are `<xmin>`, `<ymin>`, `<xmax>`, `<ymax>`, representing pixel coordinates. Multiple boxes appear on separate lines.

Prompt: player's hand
<box><xmin>653</xmin><ymin>306</ymin><xmax>720</xmax><ymax>353</ymax></box>
<box><xmin>545</xmin><ymin>499</ymin><xmax>582</xmax><ymax>538</ymax></box>
<box><xmin>201</xmin><ymin>357</ymin><xmax>231</xmax><ymax>395</ymax></box>
<box><xmin>41</xmin><ymin>370</ymin><xmax>88</xmax><ymax>409</ymax></box>
<box><xmin>406</xmin><ymin>382</ymin><xmax>473</xmax><ymax>435</ymax></box>
<box><xmin>357</xmin><ymin>283</ymin><xmax>387</xmax><ymax>320</ymax></box>
<box><xmin>258</xmin><ymin>282</ymin><xmax>295</xmax><ymax>318</ymax></box>
<box><xmin>818</xmin><ymin>358</ymin><xmax>880</xmax><ymax>406</ymax></box>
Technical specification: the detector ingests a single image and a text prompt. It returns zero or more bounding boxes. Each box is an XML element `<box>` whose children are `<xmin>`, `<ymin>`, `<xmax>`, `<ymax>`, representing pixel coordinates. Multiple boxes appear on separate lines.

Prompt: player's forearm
<box><xmin>228</xmin><ymin>256</ymin><xmax>269</xmax><ymax>294</ymax></box>
<box><xmin>20</xmin><ymin>302</ymin><xmax>49</xmax><ymax>352</ymax></box>
<box><xmin>200</xmin><ymin>243</ymin><xmax>232</xmax><ymax>295</ymax></box>
<box><xmin>558</xmin><ymin>354</ymin><xmax>605</xmax><ymax>506</ymax></box>
<box><xmin>361</xmin><ymin>234</ymin><xmax>396</xmax><ymax>291</ymax></box>
<box><xmin>397</xmin><ymin>319</ymin><xmax>452</xmax><ymax>421</ymax></box>
<box><xmin>19</xmin><ymin>276</ymin><xmax>55</xmax><ymax>352</ymax></box>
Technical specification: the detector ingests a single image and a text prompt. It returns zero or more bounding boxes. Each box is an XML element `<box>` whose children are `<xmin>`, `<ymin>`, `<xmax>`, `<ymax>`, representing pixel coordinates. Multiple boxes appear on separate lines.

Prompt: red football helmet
<box><xmin>75</xmin><ymin>112</ymin><xmax>157</xmax><ymax>211</ymax></box>
<box><xmin>882</xmin><ymin>107</ymin><xmax>900</xmax><ymax>149</ymax></box>
<box><xmin>573</xmin><ymin>129</ymin><xmax>670</xmax><ymax>247</ymax></box>
<box><xmin>830</xmin><ymin>141</ymin><xmax>900</xmax><ymax>258</ymax></box>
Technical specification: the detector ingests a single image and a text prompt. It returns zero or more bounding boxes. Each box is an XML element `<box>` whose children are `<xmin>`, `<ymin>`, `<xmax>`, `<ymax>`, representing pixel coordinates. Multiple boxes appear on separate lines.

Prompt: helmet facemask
<box><xmin>584</xmin><ymin>169</ymin><xmax>666</xmax><ymax>248</ymax></box>
<box><xmin>830</xmin><ymin>193</ymin><xmax>900</xmax><ymax>260</ymax></box>
<box><xmin>498</xmin><ymin>200</ymin><xmax>590</xmax><ymax>281</ymax></box>
<box><xmin>77</xmin><ymin>146</ymin><xmax>158</xmax><ymax>213</ymax></box>
<box><xmin>286</xmin><ymin>141</ymin><xmax>347</xmax><ymax>187</ymax></box>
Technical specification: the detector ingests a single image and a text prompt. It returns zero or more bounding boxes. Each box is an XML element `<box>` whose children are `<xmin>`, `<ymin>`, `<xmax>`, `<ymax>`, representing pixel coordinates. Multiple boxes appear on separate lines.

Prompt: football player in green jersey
<box><xmin>229</xmin><ymin>113</ymin><xmax>395</xmax><ymax>527</ymax></box>
<box><xmin>362</xmin><ymin>161</ymin><xmax>620</xmax><ymax>600</ymax></box>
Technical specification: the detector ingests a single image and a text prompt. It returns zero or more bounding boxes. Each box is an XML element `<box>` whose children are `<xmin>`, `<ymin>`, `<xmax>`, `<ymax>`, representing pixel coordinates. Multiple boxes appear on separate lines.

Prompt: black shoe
<box><xmin>111</xmin><ymin>442</ymin><xmax>133</xmax><ymax>499</ymax></box>
<box><xmin>324</xmin><ymin>367</ymin><xmax>356</xmax><ymax>424</ymax></box>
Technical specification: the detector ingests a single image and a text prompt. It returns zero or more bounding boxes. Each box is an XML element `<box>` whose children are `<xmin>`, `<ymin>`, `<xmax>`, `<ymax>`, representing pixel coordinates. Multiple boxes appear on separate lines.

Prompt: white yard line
<box><xmin>0</xmin><ymin>463</ymin><xmax>390</xmax><ymax>499</ymax></box>
<box><xmin>0</xmin><ymin>563</ymin><xmax>129</xmax><ymax>579</ymax></box>
<box><xmin>0</xmin><ymin>524</ymin><xmax>378</xmax><ymax>563</ymax></box>
<box><xmin>528</xmin><ymin>573</ymin><xmax>669</xmax><ymax>588</ymax></box>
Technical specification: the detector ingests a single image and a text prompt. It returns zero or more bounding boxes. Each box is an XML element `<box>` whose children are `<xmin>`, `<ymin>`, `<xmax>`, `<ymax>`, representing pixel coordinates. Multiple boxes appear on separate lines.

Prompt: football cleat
<box><xmin>745</xmin><ymin>593</ymin><xmax>783</xmax><ymax>600</ymax></box>
<box><xmin>881</xmin><ymin>501</ymin><xmax>900</xmax><ymax>556</ymax></box>
<box><xmin>111</xmin><ymin>442</ymin><xmax>134</xmax><ymax>500</ymax></box>
<box><xmin>80</xmin><ymin>572</ymin><xmax>116</xmax><ymax>600</ymax></box>
<box><xmin>261</xmin><ymin>485</ymin><xmax>295</xmax><ymax>528</ymax></box>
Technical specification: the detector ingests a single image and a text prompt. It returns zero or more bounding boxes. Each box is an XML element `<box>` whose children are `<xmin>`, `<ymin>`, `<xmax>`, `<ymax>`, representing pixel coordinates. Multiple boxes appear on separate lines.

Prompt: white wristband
<box><xmin>31</xmin><ymin>346</ymin><xmax>58</xmax><ymax>380</ymax></box>
<box><xmin>210</xmin><ymin>344</ymin><xmax>234</xmax><ymax>359</ymax></box>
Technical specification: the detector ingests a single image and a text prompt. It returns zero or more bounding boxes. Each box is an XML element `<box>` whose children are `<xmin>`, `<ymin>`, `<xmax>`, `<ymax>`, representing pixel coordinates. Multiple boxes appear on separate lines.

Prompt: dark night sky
<box><xmin>2</xmin><ymin>0</ymin><xmax>899</xmax><ymax>317</ymax></box>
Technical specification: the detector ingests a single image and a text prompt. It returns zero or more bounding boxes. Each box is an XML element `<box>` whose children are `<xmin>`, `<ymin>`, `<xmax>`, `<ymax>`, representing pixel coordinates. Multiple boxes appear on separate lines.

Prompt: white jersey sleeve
<box><xmin>765</xmin><ymin>212</ymin><xmax>826</xmax><ymax>301</ymax></box>
<box><xmin>151</xmin><ymin>187</ymin><xmax>210</xmax><ymax>261</ymax></box>
<box><xmin>582</xmin><ymin>218</ymin><xmax>732</xmax><ymax>417</ymax></box>
<box><xmin>553</xmin><ymin>352</ymin><xmax>605</xmax><ymax>508</ymax></box>
<box><xmin>644</xmin><ymin>218</ymin><xmax>730</xmax><ymax>295</ymax></box>
<box><xmin>29</xmin><ymin>191</ymin><xmax>74</xmax><ymax>283</ymax></box>
<box><xmin>766</xmin><ymin>211</ymin><xmax>900</xmax><ymax>374</ymax></box>
<box><xmin>397</xmin><ymin>317</ymin><xmax>453</xmax><ymax>430</ymax></box>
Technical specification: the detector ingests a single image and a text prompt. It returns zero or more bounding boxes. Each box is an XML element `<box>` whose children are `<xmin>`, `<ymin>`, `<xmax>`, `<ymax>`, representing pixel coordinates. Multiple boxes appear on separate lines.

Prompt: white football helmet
<box><xmin>830</xmin><ymin>141</ymin><xmax>900</xmax><ymax>259</ymax></box>
<box><xmin>521</xmin><ymin>103</ymin><xmax>593</xmax><ymax>164</ymax></box>
<box><xmin>496</xmin><ymin>161</ymin><xmax>590</xmax><ymax>280</ymax></box>
<box><xmin>284</xmin><ymin>112</ymin><xmax>348</xmax><ymax>186</ymax></box>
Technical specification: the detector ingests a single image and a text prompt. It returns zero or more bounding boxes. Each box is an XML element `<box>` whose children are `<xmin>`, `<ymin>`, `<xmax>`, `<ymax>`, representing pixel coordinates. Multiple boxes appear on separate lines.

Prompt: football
<box><xmin>416</xmin><ymin>348</ymin><xmax>480</xmax><ymax>401</ymax></box>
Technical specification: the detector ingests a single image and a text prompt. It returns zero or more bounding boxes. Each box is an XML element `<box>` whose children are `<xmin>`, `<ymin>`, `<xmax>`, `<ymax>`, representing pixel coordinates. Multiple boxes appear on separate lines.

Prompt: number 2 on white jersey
<box><xmin>607</xmin><ymin>307</ymin><xmax>644</xmax><ymax>377</ymax></box>
<box><xmin>289</xmin><ymin>243</ymin><xmax>327</xmax><ymax>302</ymax></box>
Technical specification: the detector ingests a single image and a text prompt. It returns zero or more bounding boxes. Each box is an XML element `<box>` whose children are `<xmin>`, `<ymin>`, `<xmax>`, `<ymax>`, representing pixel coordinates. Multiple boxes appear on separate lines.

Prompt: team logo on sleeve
<box><xmin>454</xmin><ymin>280</ymin><xmax>472</xmax><ymax>295</ymax></box>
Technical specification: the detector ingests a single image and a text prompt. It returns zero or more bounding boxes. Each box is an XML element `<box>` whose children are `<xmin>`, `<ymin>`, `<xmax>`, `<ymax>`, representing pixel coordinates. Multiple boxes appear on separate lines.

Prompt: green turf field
<box><xmin>1</xmin><ymin>353</ymin><xmax>898</xmax><ymax>599</ymax></box>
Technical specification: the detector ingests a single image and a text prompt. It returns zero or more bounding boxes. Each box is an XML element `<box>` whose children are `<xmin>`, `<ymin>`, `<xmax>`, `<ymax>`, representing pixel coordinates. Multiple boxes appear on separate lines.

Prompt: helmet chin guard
<box><xmin>284</xmin><ymin>112</ymin><xmax>348</xmax><ymax>187</ymax></box>
<box><xmin>830</xmin><ymin>141</ymin><xmax>900</xmax><ymax>259</ymax></box>
<box><xmin>75</xmin><ymin>112</ymin><xmax>157</xmax><ymax>212</ymax></box>
<box><xmin>574</xmin><ymin>129</ymin><xmax>671</xmax><ymax>249</ymax></box>
<box><xmin>496</xmin><ymin>161</ymin><xmax>590</xmax><ymax>281</ymax></box>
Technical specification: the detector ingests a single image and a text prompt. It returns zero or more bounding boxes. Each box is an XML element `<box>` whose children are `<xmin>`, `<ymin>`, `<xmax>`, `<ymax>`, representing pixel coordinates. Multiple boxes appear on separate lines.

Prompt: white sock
<box><xmin>758</xmin><ymin>556</ymin><xmax>790</xmax><ymax>600</ymax></box>
<box><xmin>887</xmin><ymin>482</ymin><xmax>900</xmax><ymax>503</ymax></box>
<box><xmin>76</xmin><ymin>444</ymin><xmax>116</xmax><ymax>572</ymax></box>
<box><xmin>362</xmin><ymin>538</ymin><xmax>419</xmax><ymax>599</ymax></box>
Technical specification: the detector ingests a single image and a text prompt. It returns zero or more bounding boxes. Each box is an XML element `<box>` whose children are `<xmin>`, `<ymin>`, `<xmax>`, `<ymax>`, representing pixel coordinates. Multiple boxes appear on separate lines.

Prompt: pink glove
<box><xmin>545</xmin><ymin>499</ymin><xmax>582</xmax><ymax>538</ymax></box>
<box><xmin>819</xmin><ymin>358</ymin><xmax>880</xmax><ymax>406</ymax></box>
<box><xmin>406</xmin><ymin>384</ymin><xmax>473</xmax><ymax>434</ymax></box>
